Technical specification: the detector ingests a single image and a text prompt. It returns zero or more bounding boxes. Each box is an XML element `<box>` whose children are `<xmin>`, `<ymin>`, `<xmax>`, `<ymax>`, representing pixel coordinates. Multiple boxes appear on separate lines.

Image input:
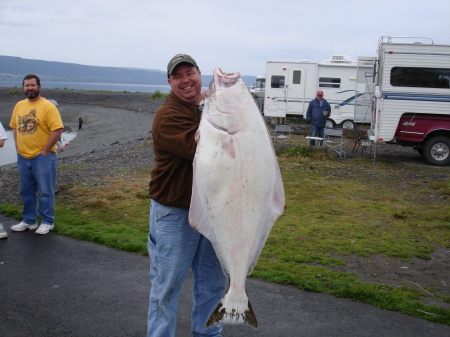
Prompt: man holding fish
<box><xmin>147</xmin><ymin>54</ymin><xmax>226</xmax><ymax>337</ymax></box>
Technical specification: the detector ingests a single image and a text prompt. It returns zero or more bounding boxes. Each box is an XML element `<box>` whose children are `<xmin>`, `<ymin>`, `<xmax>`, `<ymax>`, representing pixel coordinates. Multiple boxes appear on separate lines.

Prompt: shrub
<box><xmin>150</xmin><ymin>90</ymin><xmax>168</xmax><ymax>99</ymax></box>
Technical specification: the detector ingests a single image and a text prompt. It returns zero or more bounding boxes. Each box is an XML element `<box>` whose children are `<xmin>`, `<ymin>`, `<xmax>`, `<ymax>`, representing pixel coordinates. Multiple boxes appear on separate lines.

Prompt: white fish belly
<box><xmin>192</xmin><ymin>119</ymin><xmax>280</xmax><ymax>277</ymax></box>
<box><xmin>189</xmin><ymin>69</ymin><xmax>285</xmax><ymax>328</ymax></box>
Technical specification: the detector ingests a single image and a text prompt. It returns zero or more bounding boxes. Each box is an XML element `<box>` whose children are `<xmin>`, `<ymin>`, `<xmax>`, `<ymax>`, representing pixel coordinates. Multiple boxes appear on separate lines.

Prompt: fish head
<box><xmin>205</xmin><ymin>68</ymin><xmax>252</xmax><ymax>134</ymax></box>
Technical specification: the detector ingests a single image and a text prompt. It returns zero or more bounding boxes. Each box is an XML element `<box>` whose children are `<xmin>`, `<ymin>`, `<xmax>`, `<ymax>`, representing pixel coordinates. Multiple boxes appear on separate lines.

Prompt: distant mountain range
<box><xmin>0</xmin><ymin>55</ymin><xmax>256</xmax><ymax>87</ymax></box>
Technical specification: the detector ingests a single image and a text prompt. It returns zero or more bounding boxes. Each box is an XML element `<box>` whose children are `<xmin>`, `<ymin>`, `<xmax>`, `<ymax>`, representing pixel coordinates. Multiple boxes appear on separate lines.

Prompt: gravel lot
<box><xmin>1</xmin><ymin>87</ymin><xmax>449</xmax><ymax>311</ymax></box>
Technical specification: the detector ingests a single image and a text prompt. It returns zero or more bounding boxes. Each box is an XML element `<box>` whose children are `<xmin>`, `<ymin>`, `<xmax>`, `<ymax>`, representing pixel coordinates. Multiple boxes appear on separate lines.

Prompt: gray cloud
<box><xmin>0</xmin><ymin>0</ymin><xmax>449</xmax><ymax>76</ymax></box>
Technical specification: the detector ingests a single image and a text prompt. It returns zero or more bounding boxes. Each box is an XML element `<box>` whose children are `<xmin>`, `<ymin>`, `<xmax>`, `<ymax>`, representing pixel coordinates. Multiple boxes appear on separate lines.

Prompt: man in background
<box><xmin>9</xmin><ymin>74</ymin><xmax>64</xmax><ymax>235</ymax></box>
<box><xmin>306</xmin><ymin>90</ymin><xmax>331</xmax><ymax>146</ymax></box>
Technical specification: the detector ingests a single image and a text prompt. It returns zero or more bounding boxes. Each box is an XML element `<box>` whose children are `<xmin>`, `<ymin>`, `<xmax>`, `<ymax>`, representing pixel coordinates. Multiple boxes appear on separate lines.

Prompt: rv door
<box><xmin>264</xmin><ymin>73</ymin><xmax>287</xmax><ymax>117</ymax></box>
<box><xmin>286</xmin><ymin>67</ymin><xmax>307</xmax><ymax>115</ymax></box>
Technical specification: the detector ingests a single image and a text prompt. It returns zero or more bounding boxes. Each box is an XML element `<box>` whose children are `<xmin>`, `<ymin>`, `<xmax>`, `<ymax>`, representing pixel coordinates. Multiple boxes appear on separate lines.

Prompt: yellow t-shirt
<box><xmin>10</xmin><ymin>98</ymin><xmax>64</xmax><ymax>159</ymax></box>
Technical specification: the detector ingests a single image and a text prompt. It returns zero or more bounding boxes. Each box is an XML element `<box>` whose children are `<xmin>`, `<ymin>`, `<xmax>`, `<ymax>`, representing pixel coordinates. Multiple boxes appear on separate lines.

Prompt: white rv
<box><xmin>368</xmin><ymin>36</ymin><xmax>450</xmax><ymax>166</ymax></box>
<box><xmin>263</xmin><ymin>55</ymin><xmax>374</xmax><ymax>128</ymax></box>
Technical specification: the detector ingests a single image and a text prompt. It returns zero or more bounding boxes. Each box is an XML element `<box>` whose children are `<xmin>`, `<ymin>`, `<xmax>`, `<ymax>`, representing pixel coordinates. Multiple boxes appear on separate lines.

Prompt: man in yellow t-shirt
<box><xmin>9</xmin><ymin>74</ymin><xmax>64</xmax><ymax>235</ymax></box>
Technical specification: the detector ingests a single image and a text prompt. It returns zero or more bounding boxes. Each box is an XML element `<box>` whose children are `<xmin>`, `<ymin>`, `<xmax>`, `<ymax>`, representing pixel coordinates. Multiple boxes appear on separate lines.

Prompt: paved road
<box><xmin>1</xmin><ymin>214</ymin><xmax>449</xmax><ymax>337</ymax></box>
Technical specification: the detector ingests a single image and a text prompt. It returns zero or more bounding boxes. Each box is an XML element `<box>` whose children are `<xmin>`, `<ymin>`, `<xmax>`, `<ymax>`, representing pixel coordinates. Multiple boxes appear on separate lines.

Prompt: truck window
<box><xmin>319</xmin><ymin>77</ymin><xmax>341</xmax><ymax>88</ymax></box>
<box><xmin>271</xmin><ymin>75</ymin><xmax>285</xmax><ymax>88</ymax></box>
<box><xmin>390</xmin><ymin>67</ymin><xmax>450</xmax><ymax>88</ymax></box>
<box><xmin>293</xmin><ymin>70</ymin><xmax>301</xmax><ymax>85</ymax></box>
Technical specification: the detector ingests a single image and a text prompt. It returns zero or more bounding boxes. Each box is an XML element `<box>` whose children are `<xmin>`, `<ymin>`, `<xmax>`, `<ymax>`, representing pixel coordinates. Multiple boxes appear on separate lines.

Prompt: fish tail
<box><xmin>206</xmin><ymin>294</ymin><xmax>258</xmax><ymax>329</ymax></box>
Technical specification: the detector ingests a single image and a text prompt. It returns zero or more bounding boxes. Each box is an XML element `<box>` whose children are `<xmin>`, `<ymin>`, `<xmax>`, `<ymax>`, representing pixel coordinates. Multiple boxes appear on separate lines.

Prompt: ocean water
<box><xmin>0</xmin><ymin>131</ymin><xmax>77</xmax><ymax>166</ymax></box>
<box><xmin>0</xmin><ymin>80</ymin><xmax>209</xmax><ymax>93</ymax></box>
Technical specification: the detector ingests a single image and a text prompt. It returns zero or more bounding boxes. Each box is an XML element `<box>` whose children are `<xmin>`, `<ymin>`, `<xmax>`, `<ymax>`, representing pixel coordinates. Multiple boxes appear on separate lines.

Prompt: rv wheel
<box><xmin>325</xmin><ymin>119</ymin><xmax>336</xmax><ymax>128</ymax></box>
<box><xmin>340</xmin><ymin>120</ymin><xmax>355</xmax><ymax>129</ymax></box>
<box><xmin>423</xmin><ymin>136</ymin><xmax>450</xmax><ymax>166</ymax></box>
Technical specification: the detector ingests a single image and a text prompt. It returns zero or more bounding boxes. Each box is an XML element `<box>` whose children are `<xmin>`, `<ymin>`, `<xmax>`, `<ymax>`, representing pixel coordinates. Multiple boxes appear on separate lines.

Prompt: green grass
<box><xmin>252</xmin><ymin>154</ymin><xmax>450</xmax><ymax>323</ymax></box>
<box><xmin>150</xmin><ymin>90</ymin><xmax>169</xmax><ymax>99</ymax></box>
<box><xmin>1</xmin><ymin>148</ymin><xmax>449</xmax><ymax>325</ymax></box>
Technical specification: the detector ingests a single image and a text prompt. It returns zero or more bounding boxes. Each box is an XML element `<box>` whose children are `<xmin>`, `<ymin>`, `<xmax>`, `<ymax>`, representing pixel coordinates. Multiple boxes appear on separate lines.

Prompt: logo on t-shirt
<box><xmin>18</xmin><ymin>109</ymin><xmax>40</xmax><ymax>135</ymax></box>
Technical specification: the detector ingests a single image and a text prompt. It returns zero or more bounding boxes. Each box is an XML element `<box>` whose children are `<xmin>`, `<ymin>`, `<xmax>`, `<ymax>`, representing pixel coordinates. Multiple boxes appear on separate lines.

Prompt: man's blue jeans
<box><xmin>147</xmin><ymin>200</ymin><xmax>226</xmax><ymax>337</ymax></box>
<box><xmin>309</xmin><ymin>124</ymin><xmax>325</xmax><ymax>146</ymax></box>
<box><xmin>17</xmin><ymin>153</ymin><xmax>57</xmax><ymax>225</ymax></box>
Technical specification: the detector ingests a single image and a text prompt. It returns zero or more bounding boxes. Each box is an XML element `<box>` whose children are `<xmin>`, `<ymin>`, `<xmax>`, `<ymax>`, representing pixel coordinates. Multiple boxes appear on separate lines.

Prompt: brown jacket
<box><xmin>149</xmin><ymin>92</ymin><xmax>201</xmax><ymax>208</ymax></box>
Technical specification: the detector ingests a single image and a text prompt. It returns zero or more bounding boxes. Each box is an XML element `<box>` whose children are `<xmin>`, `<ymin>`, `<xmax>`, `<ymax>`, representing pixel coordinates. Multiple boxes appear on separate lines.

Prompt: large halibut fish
<box><xmin>189</xmin><ymin>68</ymin><xmax>285</xmax><ymax>328</ymax></box>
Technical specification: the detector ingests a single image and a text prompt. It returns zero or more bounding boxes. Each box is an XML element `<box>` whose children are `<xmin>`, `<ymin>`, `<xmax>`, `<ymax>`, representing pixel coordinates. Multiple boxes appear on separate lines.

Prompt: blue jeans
<box><xmin>147</xmin><ymin>200</ymin><xmax>226</xmax><ymax>337</ymax></box>
<box><xmin>17</xmin><ymin>153</ymin><xmax>57</xmax><ymax>225</ymax></box>
<box><xmin>309</xmin><ymin>124</ymin><xmax>325</xmax><ymax>146</ymax></box>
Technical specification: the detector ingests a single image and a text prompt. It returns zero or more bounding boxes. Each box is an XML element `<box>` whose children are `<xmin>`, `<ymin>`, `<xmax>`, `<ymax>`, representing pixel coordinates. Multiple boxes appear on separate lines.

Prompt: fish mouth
<box><xmin>214</xmin><ymin>68</ymin><xmax>240</xmax><ymax>88</ymax></box>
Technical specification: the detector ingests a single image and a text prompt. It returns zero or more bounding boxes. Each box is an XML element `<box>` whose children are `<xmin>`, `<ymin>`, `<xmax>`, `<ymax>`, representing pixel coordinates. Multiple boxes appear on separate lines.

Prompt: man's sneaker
<box><xmin>11</xmin><ymin>221</ymin><xmax>38</xmax><ymax>232</ymax></box>
<box><xmin>35</xmin><ymin>224</ymin><xmax>54</xmax><ymax>235</ymax></box>
<box><xmin>0</xmin><ymin>223</ymin><xmax>8</xmax><ymax>239</ymax></box>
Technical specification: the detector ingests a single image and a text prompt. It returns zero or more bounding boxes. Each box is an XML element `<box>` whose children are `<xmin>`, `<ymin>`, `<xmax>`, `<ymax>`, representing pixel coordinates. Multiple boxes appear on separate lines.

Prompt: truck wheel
<box><xmin>340</xmin><ymin>120</ymin><xmax>355</xmax><ymax>129</ymax></box>
<box><xmin>423</xmin><ymin>136</ymin><xmax>450</xmax><ymax>166</ymax></box>
<box><xmin>325</xmin><ymin>119</ymin><xmax>336</xmax><ymax>128</ymax></box>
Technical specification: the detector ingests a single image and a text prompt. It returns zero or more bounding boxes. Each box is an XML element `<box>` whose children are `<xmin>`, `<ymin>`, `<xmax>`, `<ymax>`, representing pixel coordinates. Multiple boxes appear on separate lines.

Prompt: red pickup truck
<box><xmin>395</xmin><ymin>114</ymin><xmax>450</xmax><ymax>166</ymax></box>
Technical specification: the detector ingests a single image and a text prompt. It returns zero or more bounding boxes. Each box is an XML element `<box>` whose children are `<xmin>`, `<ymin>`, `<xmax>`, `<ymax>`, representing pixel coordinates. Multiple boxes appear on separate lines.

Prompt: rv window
<box><xmin>255</xmin><ymin>78</ymin><xmax>266</xmax><ymax>89</ymax></box>
<box><xmin>271</xmin><ymin>75</ymin><xmax>285</xmax><ymax>89</ymax></box>
<box><xmin>319</xmin><ymin>77</ymin><xmax>341</xmax><ymax>88</ymax></box>
<box><xmin>293</xmin><ymin>71</ymin><xmax>301</xmax><ymax>84</ymax></box>
<box><xmin>391</xmin><ymin>67</ymin><xmax>450</xmax><ymax>88</ymax></box>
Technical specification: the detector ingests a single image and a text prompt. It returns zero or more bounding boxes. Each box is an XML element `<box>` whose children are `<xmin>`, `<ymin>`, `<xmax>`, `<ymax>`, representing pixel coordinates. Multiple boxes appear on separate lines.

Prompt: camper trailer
<box><xmin>263</xmin><ymin>55</ymin><xmax>374</xmax><ymax>129</ymax></box>
<box><xmin>368</xmin><ymin>36</ymin><xmax>450</xmax><ymax>166</ymax></box>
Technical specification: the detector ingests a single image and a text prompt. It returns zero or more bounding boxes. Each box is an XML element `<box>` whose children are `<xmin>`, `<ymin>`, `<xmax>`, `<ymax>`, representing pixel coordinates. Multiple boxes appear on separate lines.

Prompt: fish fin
<box><xmin>206</xmin><ymin>292</ymin><xmax>258</xmax><ymax>329</ymax></box>
<box><xmin>271</xmin><ymin>165</ymin><xmax>286</xmax><ymax>217</ymax></box>
<box><xmin>189</xmin><ymin>174</ymin><xmax>211</xmax><ymax>237</ymax></box>
<box><xmin>246</xmin><ymin>168</ymin><xmax>285</xmax><ymax>274</ymax></box>
<box><xmin>189</xmin><ymin>157</ymin><xmax>230</xmax><ymax>277</ymax></box>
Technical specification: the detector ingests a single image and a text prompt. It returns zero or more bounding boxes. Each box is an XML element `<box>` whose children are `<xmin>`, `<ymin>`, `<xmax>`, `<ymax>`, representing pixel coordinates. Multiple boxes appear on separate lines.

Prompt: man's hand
<box><xmin>41</xmin><ymin>128</ymin><xmax>64</xmax><ymax>155</ymax></box>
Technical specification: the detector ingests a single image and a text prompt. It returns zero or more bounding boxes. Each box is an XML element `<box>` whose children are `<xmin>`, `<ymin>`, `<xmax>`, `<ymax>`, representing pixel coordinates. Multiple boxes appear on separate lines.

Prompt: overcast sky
<box><xmin>1</xmin><ymin>0</ymin><xmax>449</xmax><ymax>77</ymax></box>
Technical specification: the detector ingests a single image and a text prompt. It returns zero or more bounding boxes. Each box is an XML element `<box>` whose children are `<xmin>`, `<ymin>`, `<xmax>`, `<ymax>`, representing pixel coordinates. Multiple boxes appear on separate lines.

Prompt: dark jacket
<box><xmin>306</xmin><ymin>98</ymin><xmax>331</xmax><ymax>127</ymax></box>
<box><xmin>149</xmin><ymin>92</ymin><xmax>201</xmax><ymax>208</ymax></box>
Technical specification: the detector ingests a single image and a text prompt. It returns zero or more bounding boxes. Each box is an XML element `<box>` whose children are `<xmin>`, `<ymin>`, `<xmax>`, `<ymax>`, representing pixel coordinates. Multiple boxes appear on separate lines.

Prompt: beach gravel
<box><xmin>0</xmin><ymin>87</ymin><xmax>164</xmax><ymax>204</ymax></box>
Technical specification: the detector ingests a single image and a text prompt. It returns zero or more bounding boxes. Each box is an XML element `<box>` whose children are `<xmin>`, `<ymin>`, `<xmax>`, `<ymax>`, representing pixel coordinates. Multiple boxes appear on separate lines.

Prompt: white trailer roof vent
<box><xmin>331</xmin><ymin>55</ymin><xmax>352</xmax><ymax>63</ymax></box>
<box><xmin>357</xmin><ymin>56</ymin><xmax>377</xmax><ymax>66</ymax></box>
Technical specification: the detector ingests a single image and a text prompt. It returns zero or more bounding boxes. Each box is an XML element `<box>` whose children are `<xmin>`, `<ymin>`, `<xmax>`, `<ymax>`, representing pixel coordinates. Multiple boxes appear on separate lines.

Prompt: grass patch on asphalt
<box><xmin>56</xmin><ymin>175</ymin><xmax>150</xmax><ymax>254</ymax></box>
<box><xmin>1</xmin><ymin>151</ymin><xmax>449</xmax><ymax>325</ymax></box>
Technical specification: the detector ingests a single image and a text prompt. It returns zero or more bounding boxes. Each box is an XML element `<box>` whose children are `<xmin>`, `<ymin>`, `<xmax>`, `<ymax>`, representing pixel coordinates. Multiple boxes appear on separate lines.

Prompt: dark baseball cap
<box><xmin>167</xmin><ymin>54</ymin><xmax>198</xmax><ymax>76</ymax></box>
